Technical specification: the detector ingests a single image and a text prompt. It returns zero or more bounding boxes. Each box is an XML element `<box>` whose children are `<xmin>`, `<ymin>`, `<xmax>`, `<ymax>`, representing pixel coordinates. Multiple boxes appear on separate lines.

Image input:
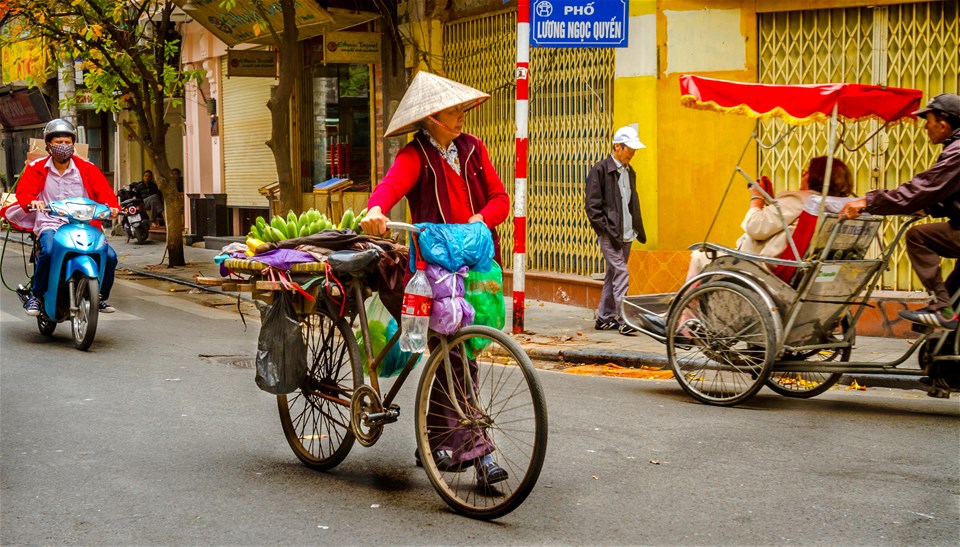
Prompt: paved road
<box><xmin>2</xmin><ymin>245</ymin><xmax>959</xmax><ymax>545</ymax></box>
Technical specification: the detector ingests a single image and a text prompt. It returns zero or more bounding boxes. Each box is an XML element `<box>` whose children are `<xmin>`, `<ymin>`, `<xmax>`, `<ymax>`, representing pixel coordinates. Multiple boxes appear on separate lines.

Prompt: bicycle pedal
<box><xmin>365</xmin><ymin>406</ymin><xmax>400</xmax><ymax>425</ymax></box>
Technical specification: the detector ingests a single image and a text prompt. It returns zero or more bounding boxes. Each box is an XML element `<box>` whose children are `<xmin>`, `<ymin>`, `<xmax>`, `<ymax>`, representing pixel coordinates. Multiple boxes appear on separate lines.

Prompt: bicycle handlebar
<box><xmin>385</xmin><ymin>221</ymin><xmax>418</xmax><ymax>233</ymax></box>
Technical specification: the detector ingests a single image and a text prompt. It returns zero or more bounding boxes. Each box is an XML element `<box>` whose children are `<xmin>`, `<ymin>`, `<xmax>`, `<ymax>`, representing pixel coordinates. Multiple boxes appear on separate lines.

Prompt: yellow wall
<box><xmin>616</xmin><ymin>0</ymin><xmax>761</xmax><ymax>254</ymax></box>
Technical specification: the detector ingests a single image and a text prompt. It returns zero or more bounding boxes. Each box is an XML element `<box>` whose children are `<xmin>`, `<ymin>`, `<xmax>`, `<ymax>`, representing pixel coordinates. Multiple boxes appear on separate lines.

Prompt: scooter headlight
<box><xmin>62</xmin><ymin>202</ymin><xmax>97</xmax><ymax>221</ymax></box>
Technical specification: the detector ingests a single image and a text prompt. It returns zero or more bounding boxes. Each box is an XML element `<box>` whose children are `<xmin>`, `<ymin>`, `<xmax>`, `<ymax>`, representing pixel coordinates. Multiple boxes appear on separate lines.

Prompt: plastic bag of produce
<box><xmin>255</xmin><ymin>290</ymin><xmax>307</xmax><ymax>394</ymax></box>
<box><xmin>463</xmin><ymin>262</ymin><xmax>505</xmax><ymax>356</ymax></box>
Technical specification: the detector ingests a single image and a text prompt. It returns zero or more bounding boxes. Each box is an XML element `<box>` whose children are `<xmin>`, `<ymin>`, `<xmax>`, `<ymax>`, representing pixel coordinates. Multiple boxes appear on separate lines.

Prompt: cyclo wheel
<box><xmin>766</xmin><ymin>317</ymin><xmax>850</xmax><ymax>398</ymax></box>
<box><xmin>71</xmin><ymin>276</ymin><xmax>99</xmax><ymax>351</ymax></box>
<box><xmin>414</xmin><ymin>325</ymin><xmax>548</xmax><ymax>520</ymax></box>
<box><xmin>277</xmin><ymin>307</ymin><xmax>362</xmax><ymax>471</ymax></box>
<box><xmin>667</xmin><ymin>280</ymin><xmax>775</xmax><ymax>406</ymax></box>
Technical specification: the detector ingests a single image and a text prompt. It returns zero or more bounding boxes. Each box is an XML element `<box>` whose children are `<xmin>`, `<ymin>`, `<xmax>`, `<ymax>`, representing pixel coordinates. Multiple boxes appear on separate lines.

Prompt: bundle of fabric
<box><xmin>425</xmin><ymin>264</ymin><xmax>474</xmax><ymax>335</ymax></box>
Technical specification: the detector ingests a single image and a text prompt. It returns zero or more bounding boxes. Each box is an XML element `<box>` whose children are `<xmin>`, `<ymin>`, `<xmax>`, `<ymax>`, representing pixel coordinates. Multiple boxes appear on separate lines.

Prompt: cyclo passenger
<box><xmin>359</xmin><ymin>72</ymin><xmax>511</xmax><ymax>487</ymax></box>
<box><xmin>11</xmin><ymin>119</ymin><xmax>120</xmax><ymax>316</ymax></box>
<box><xmin>636</xmin><ymin>157</ymin><xmax>856</xmax><ymax>337</ymax></box>
<box><xmin>687</xmin><ymin>155</ymin><xmax>855</xmax><ymax>281</ymax></box>
<box><xmin>840</xmin><ymin>93</ymin><xmax>960</xmax><ymax>331</ymax></box>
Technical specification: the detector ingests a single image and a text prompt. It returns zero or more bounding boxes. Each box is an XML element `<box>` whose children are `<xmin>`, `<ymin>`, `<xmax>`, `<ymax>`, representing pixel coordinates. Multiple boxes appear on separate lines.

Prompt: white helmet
<box><xmin>43</xmin><ymin>118</ymin><xmax>77</xmax><ymax>143</ymax></box>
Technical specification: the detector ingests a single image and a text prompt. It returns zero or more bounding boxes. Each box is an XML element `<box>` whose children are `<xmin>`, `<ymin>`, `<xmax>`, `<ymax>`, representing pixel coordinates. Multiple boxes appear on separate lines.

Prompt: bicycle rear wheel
<box><xmin>414</xmin><ymin>325</ymin><xmax>548</xmax><ymax>520</ymax></box>
<box><xmin>278</xmin><ymin>309</ymin><xmax>361</xmax><ymax>470</ymax></box>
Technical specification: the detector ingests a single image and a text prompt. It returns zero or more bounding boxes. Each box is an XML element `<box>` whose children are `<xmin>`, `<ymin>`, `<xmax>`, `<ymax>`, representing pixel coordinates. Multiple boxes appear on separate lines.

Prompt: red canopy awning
<box><xmin>679</xmin><ymin>75</ymin><xmax>924</xmax><ymax>126</ymax></box>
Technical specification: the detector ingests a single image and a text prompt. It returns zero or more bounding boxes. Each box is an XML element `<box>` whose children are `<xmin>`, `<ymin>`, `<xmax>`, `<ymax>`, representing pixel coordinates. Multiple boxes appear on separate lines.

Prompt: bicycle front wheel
<box><xmin>278</xmin><ymin>309</ymin><xmax>361</xmax><ymax>471</ymax></box>
<box><xmin>414</xmin><ymin>325</ymin><xmax>548</xmax><ymax>520</ymax></box>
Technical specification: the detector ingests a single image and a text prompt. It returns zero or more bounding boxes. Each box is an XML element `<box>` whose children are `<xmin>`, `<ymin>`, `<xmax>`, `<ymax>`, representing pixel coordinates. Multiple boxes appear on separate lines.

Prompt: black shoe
<box><xmin>476</xmin><ymin>459</ymin><xmax>508</xmax><ymax>487</ymax></box>
<box><xmin>618</xmin><ymin>323</ymin><xmax>639</xmax><ymax>336</ymax></box>
<box><xmin>414</xmin><ymin>448</ymin><xmax>471</xmax><ymax>473</ymax></box>
<box><xmin>898</xmin><ymin>308</ymin><xmax>958</xmax><ymax>330</ymax></box>
<box><xmin>595</xmin><ymin>319</ymin><xmax>618</xmax><ymax>331</ymax></box>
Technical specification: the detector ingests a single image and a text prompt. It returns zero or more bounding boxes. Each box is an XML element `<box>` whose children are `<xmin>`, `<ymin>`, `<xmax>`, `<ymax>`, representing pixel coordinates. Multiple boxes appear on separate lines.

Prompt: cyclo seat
<box><xmin>326</xmin><ymin>248</ymin><xmax>381</xmax><ymax>276</ymax></box>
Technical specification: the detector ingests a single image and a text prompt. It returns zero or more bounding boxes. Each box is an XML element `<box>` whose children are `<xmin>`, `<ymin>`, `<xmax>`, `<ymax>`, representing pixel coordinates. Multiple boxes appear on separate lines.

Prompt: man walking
<box><xmin>585</xmin><ymin>125</ymin><xmax>647</xmax><ymax>336</ymax></box>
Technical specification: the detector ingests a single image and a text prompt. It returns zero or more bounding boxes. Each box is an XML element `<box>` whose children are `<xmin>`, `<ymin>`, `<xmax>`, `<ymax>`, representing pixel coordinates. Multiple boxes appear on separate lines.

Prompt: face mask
<box><xmin>49</xmin><ymin>143</ymin><xmax>74</xmax><ymax>163</ymax></box>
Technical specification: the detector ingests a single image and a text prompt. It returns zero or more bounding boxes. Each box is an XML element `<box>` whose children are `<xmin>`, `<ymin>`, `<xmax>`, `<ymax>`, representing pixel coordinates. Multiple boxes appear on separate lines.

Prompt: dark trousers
<box><xmin>33</xmin><ymin>230</ymin><xmax>118</xmax><ymax>300</ymax></box>
<box><xmin>426</xmin><ymin>339</ymin><xmax>493</xmax><ymax>465</ymax></box>
<box><xmin>905</xmin><ymin>221</ymin><xmax>960</xmax><ymax>311</ymax></box>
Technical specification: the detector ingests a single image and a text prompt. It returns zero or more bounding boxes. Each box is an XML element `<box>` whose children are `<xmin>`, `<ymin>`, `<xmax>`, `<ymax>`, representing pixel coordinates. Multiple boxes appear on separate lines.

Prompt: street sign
<box><xmin>530</xmin><ymin>0</ymin><xmax>629</xmax><ymax>48</ymax></box>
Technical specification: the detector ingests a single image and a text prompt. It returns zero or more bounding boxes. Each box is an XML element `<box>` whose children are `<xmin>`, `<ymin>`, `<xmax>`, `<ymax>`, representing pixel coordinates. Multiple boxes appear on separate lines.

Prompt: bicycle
<box><xmin>232</xmin><ymin>222</ymin><xmax>548</xmax><ymax>519</ymax></box>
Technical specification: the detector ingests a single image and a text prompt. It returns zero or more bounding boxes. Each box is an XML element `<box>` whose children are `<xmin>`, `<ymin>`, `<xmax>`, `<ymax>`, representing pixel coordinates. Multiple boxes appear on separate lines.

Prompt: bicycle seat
<box><xmin>327</xmin><ymin>249</ymin><xmax>381</xmax><ymax>276</ymax></box>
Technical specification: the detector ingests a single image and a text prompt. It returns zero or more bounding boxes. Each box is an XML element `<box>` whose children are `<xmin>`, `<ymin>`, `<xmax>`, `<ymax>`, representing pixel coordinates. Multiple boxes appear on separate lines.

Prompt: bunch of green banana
<box><xmin>246</xmin><ymin>207</ymin><xmax>369</xmax><ymax>243</ymax></box>
<box><xmin>337</xmin><ymin>207</ymin><xmax>368</xmax><ymax>233</ymax></box>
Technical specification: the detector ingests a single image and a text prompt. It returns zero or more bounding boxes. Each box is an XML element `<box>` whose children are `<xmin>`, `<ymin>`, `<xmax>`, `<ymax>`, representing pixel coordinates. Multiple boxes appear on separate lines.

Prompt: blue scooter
<box><xmin>23</xmin><ymin>197</ymin><xmax>113</xmax><ymax>350</ymax></box>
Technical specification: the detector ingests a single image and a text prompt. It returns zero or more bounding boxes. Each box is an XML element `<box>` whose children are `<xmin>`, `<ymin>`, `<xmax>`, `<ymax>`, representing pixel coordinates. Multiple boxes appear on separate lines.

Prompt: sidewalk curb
<box><xmin>524</xmin><ymin>345</ymin><xmax>926</xmax><ymax>391</ymax></box>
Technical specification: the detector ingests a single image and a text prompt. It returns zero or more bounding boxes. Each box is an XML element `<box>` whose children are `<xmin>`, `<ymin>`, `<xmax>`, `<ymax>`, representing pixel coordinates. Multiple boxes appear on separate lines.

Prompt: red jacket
<box><xmin>16</xmin><ymin>155</ymin><xmax>119</xmax><ymax>211</ymax></box>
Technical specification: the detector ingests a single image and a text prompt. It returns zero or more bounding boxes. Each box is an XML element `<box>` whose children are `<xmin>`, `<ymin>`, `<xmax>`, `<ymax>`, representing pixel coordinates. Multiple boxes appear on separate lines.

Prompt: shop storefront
<box><xmin>179</xmin><ymin>1</ymin><xmax>387</xmax><ymax>240</ymax></box>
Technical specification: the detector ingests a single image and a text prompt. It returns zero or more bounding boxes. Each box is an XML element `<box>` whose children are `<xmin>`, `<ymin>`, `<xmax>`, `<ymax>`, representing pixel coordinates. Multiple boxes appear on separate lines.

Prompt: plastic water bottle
<box><xmin>400</xmin><ymin>261</ymin><xmax>432</xmax><ymax>353</ymax></box>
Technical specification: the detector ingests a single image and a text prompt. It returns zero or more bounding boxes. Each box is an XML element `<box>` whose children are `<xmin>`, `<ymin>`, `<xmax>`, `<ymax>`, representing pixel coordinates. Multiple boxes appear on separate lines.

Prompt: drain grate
<box><xmin>200</xmin><ymin>355</ymin><xmax>255</xmax><ymax>369</ymax></box>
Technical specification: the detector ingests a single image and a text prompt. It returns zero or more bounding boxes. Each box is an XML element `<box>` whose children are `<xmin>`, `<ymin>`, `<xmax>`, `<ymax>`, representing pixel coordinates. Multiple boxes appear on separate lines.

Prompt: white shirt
<box><xmin>35</xmin><ymin>157</ymin><xmax>86</xmax><ymax>235</ymax></box>
<box><xmin>612</xmin><ymin>157</ymin><xmax>635</xmax><ymax>242</ymax></box>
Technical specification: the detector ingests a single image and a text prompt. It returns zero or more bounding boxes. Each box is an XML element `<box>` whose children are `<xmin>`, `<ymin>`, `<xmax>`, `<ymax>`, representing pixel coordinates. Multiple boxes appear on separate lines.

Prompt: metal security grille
<box><xmin>759</xmin><ymin>1</ymin><xmax>958</xmax><ymax>290</ymax></box>
<box><xmin>444</xmin><ymin>9</ymin><xmax>615</xmax><ymax>276</ymax></box>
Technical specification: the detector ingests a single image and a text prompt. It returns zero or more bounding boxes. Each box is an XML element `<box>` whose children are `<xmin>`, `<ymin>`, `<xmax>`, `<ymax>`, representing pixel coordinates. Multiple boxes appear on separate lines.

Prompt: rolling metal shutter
<box><xmin>221</xmin><ymin>57</ymin><xmax>278</xmax><ymax>207</ymax></box>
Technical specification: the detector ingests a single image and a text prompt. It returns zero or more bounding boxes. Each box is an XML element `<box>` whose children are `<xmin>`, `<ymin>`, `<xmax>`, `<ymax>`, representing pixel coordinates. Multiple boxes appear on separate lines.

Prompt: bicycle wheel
<box><xmin>277</xmin><ymin>308</ymin><xmax>361</xmax><ymax>471</ymax></box>
<box><xmin>667</xmin><ymin>281</ymin><xmax>775</xmax><ymax>406</ymax></box>
<box><xmin>767</xmin><ymin>317</ymin><xmax>850</xmax><ymax>398</ymax></box>
<box><xmin>414</xmin><ymin>325</ymin><xmax>548</xmax><ymax>520</ymax></box>
<box><xmin>71</xmin><ymin>277</ymin><xmax>99</xmax><ymax>351</ymax></box>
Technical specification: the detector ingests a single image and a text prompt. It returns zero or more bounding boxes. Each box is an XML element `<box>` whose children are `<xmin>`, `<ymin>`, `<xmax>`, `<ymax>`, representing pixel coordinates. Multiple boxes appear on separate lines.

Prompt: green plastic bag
<box><xmin>464</xmin><ymin>262</ymin><xmax>505</xmax><ymax>356</ymax></box>
<box><xmin>356</xmin><ymin>294</ymin><xmax>418</xmax><ymax>377</ymax></box>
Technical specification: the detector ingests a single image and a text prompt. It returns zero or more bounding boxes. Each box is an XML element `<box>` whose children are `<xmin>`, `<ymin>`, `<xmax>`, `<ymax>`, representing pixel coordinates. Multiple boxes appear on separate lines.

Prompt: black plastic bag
<box><xmin>255</xmin><ymin>290</ymin><xmax>307</xmax><ymax>394</ymax></box>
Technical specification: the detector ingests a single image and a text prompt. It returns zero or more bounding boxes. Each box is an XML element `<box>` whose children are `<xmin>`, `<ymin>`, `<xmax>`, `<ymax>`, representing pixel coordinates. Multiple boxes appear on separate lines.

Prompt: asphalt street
<box><xmin>1</xmin><ymin>241</ymin><xmax>959</xmax><ymax>545</ymax></box>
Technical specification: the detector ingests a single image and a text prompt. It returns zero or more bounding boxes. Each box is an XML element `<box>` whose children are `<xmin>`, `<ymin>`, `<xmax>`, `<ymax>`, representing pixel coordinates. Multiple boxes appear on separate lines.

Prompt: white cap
<box><xmin>612</xmin><ymin>126</ymin><xmax>645</xmax><ymax>150</ymax></box>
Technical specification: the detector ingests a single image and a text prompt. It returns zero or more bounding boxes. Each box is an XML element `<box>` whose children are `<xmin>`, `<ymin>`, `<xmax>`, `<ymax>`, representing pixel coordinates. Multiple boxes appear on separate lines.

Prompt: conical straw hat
<box><xmin>384</xmin><ymin>72</ymin><xmax>490</xmax><ymax>137</ymax></box>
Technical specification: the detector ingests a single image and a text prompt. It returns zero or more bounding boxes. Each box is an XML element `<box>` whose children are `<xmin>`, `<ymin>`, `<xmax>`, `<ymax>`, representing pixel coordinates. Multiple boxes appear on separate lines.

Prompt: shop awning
<box><xmin>176</xmin><ymin>1</ymin><xmax>379</xmax><ymax>47</ymax></box>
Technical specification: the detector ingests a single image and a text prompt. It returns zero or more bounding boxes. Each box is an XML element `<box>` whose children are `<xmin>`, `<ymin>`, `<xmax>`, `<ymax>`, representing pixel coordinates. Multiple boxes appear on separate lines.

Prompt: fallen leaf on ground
<box><xmin>845</xmin><ymin>379</ymin><xmax>867</xmax><ymax>391</ymax></box>
<box><xmin>564</xmin><ymin>363</ymin><xmax>673</xmax><ymax>380</ymax></box>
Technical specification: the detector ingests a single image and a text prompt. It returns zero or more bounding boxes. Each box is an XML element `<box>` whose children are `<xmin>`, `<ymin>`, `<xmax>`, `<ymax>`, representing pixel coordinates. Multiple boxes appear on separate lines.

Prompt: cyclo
<box><xmin>224</xmin><ymin>222</ymin><xmax>547</xmax><ymax>520</ymax></box>
<box><xmin>623</xmin><ymin>75</ymin><xmax>958</xmax><ymax>406</ymax></box>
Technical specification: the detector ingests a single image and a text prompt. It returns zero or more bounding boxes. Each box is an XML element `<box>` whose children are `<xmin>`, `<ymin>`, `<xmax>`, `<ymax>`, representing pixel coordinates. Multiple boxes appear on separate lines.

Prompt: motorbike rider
<box><xmin>14</xmin><ymin>118</ymin><xmax>120</xmax><ymax>316</ymax></box>
<box><xmin>840</xmin><ymin>94</ymin><xmax>960</xmax><ymax>331</ymax></box>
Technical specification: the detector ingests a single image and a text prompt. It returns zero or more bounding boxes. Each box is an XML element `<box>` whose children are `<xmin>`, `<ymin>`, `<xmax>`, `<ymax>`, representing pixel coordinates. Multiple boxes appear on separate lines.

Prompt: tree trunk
<box><xmin>145</xmin><ymin>143</ymin><xmax>186</xmax><ymax>266</ymax></box>
<box><xmin>267</xmin><ymin>0</ymin><xmax>300</xmax><ymax>217</ymax></box>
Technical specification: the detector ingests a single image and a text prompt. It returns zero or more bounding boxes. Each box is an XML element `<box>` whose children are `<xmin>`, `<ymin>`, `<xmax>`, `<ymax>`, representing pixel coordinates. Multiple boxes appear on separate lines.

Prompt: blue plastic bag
<box><xmin>413</xmin><ymin>223</ymin><xmax>494</xmax><ymax>273</ymax></box>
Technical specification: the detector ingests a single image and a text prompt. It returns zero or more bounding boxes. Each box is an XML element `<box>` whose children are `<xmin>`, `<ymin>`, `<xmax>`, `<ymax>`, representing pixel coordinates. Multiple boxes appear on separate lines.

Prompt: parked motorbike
<box><xmin>17</xmin><ymin>197</ymin><xmax>113</xmax><ymax>350</ymax></box>
<box><xmin>117</xmin><ymin>183</ymin><xmax>150</xmax><ymax>244</ymax></box>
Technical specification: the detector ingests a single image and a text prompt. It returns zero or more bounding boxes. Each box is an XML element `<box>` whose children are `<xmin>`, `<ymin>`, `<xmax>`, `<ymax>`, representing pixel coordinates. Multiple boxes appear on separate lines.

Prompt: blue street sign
<box><xmin>530</xmin><ymin>0</ymin><xmax>629</xmax><ymax>48</ymax></box>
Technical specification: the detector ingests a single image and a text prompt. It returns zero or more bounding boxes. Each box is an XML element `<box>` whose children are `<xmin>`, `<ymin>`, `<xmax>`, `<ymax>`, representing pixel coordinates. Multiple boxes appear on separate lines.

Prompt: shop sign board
<box><xmin>0</xmin><ymin>89</ymin><xmax>51</xmax><ymax>128</ymax></box>
<box><xmin>323</xmin><ymin>32</ymin><xmax>381</xmax><ymax>64</ymax></box>
<box><xmin>176</xmin><ymin>0</ymin><xmax>334</xmax><ymax>46</ymax></box>
<box><xmin>227</xmin><ymin>50</ymin><xmax>278</xmax><ymax>78</ymax></box>
<box><xmin>530</xmin><ymin>0</ymin><xmax>629</xmax><ymax>48</ymax></box>
<box><xmin>1</xmin><ymin>37</ymin><xmax>49</xmax><ymax>85</ymax></box>
<box><xmin>75</xmin><ymin>89</ymin><xmax>96</xmax><ymax>110</ymax></box>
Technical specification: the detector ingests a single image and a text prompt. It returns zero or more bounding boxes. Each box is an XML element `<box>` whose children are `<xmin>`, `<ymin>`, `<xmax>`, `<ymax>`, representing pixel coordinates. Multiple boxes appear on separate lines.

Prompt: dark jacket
<box><xmin>865</xmin><ymin>128</ymin><xmax>960</xmax><ymax>227</ymax></box>
<box><xmin>585</xmin><ymin>155</ymin><xmax>646</xmax><ymax>248</ymax></box>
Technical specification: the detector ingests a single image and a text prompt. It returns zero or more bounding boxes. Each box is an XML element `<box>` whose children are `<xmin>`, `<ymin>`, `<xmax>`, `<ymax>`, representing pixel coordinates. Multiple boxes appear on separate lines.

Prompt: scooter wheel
<box><xmin>37</xmin><ymin>314</ymin><xmax>56</xmax><ymax>336</ymax></box>
<box><xmin>135</xmin><ymin>222</ymin><xmax>149</xmax><ymax>244</ymax></box>
<box><xmin>71</xmin><ymin>277</ymin><xmax>99</xmax><ymax>351</ymax></box>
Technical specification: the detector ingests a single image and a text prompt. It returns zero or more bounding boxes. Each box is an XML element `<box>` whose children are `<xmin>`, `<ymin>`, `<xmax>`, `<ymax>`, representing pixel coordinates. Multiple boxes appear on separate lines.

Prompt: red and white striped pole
<box><xmin>513</xmin><ymin>0</ymin><xmax>530</xmax><ymax>334</ymax></box>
